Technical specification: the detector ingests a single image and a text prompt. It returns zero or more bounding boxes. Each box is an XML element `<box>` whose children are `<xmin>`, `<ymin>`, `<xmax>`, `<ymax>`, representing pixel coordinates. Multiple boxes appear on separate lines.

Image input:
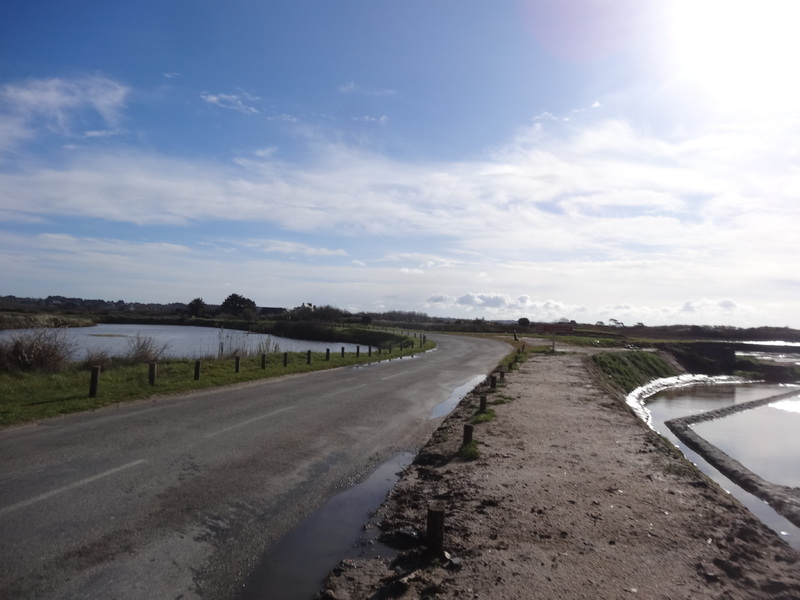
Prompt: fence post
<box><xmin>326</xmin><ymin>348</ymin><xmax>330</xmax><ymax>361</ymax></box>
<box><xmin>356</xmin><ymin>346</ymin><xmax>360</xmax><ymax>357</ymax></box>
<box><xmin>235</xmin><ymin>355</ymin><xmax>241</xmax><ymax>373</ymax></box>
<box><xmin>306</xmin><ymin>350</ymin><xmax>312</xmax><ymax>365</ymax></box>
<box><xmin>368</xmin><ymin>346</ymin><xmax>372</xmax><ymax>356</ymax></box>
<box><xmin>463</xmin><ymin>424</ymin><xmax>474</xmax><ymax>446</ymax></box>
<box><xmin>479</xmin><ymin>395</ymin><xmax>487</xmax><ymax>413</ymax></box>
<box><xmin>194</xmin><ymin>360</ymin><xmax>201</xmax><ymax>380</ymax></box>
<box><xmin>149</xmin><ymin>362</ymin><xmax>157</xmax><ymax>386</ymax></box>
<box><xmin>261</xmin><ymin>353</ymin><xmax>267</xmax><ymax>369</ymax></box>
<box><xmin>89</xmin><ymin>365</ymin><xmax>100</xmax><ymax>398</ymax></box>
<box><xmin>341</xmin><ymin>347</ymin><xmax>345</xmax><ymax>358</ymax></box>
<box><xmin>283</xmin><ymin>352</ymin><xmax>288</xmax><ymax>367</ymax></box>
<box><xmin>490</xmin><ymin>375</ymin><xmax>497</xmax><ymax>390</ymax></box>
<box><xmin>426</xmin><ymin>506</ymin><xmax>445</xmax><ymax>559</ymax></box>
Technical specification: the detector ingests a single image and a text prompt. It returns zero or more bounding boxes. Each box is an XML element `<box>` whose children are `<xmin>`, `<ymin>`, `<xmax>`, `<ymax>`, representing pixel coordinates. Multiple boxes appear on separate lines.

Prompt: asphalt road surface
<box><xmin>0</xmin><ymin>333</ymin><xmax>510</xmax><ymax>599</ymax></box>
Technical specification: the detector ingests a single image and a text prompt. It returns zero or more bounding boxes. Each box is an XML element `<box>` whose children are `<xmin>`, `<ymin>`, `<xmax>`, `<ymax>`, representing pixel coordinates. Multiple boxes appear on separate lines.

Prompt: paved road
<box><xmin>0</xmin><ymin>333</ymin><xmax>510</xmax><ymax>599</ymax></box>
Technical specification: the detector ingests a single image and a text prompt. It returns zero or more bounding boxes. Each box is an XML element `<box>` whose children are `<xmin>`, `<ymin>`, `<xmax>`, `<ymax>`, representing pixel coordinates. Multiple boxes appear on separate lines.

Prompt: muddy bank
<box><xmin>318</xmin><ymin>347</ymin><xmax>800</xmax><ymax>599</ymax></box>
<box><xmin>667</xmin><ymin>390</ymin><xmax>800</xmax><ymax>529</ymax></box>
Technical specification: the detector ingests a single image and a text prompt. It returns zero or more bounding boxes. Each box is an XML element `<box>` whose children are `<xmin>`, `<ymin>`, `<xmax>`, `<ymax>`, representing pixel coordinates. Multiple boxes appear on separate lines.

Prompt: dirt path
<box><xmin>319</xmin><ymin>347</ymin><xmax>800</xmax><ymax>599</ymax></box>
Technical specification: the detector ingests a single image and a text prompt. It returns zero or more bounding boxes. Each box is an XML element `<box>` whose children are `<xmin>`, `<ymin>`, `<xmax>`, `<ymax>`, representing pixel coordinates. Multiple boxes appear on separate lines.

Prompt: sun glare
<box><xmin>668</xmin><ymin>0</ymin><xmax>800</xmax><ymax>114</ymax></box>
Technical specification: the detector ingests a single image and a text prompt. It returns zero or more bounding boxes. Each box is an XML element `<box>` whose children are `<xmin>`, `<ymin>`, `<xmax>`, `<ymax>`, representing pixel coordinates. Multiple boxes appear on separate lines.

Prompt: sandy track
<box><xmin>320</xmin><ymin>347</ymin><xmax>800</xmax><ymax>599</ymax></box>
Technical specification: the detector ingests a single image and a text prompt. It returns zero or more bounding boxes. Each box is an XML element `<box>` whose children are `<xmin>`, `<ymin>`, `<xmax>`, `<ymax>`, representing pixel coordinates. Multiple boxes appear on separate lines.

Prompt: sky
<box><xmin>2</xmin><ymin>0</ymin><xmax>800</xmax><ymax>327</ymax></box>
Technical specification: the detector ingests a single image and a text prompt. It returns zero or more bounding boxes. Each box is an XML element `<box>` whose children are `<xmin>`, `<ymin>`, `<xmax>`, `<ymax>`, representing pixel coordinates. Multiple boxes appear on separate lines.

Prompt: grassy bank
<box><xmin>0</xmin><ymin>340</ymin><xmax>434</xmax><ymax>427</ymax></box>
<box><xmin>589</xmin><ymin>350</ymin><xmax>678</xmax><ymax>395</ymax></box>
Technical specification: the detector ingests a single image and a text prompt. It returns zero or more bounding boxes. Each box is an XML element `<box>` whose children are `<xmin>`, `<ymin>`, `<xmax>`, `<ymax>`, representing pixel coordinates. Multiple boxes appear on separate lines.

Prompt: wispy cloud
<box><xmin>200</xmin><ymin>91</ymin><xmax>259</xmax><ymax>114</ymax></box>
<box><xmin>0</xmin><ymin>75</ymin><xmax>129</xmax><ymax>145</ymax></box>
<box><xmin>338</xmin><ymin>81</ymin><xmax>396</xmax><ymax>96</ymax></box>
<box><xmin>245</xmin><ymin>239</ymin><xmax>348</xmax><ymax>256</ymax></box>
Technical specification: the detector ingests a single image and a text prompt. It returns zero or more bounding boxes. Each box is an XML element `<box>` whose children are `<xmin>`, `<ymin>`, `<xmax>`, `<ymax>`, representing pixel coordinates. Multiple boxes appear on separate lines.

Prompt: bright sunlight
<box><xmin>668</xmin><ymin>0</ymin><xmax>800</xmax><ymax>114</ymax></box>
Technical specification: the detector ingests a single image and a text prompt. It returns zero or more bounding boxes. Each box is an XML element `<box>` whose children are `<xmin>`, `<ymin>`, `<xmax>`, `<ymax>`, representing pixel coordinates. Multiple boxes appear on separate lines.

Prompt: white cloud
<box><xmin>200</xmin><ymin>92</ymin><xmax>259</xmax><ymax>114</ymax></box>
<box><xmin>246</xmin><ymin>239</ymin><xmax>347</xmax><ymax>256</ymax></box>
<box><xmin>0</xmin><ymin>75</ymin><xmax>129</xmax><ymax>145</ymax></box>
<box><xmin>338</xmin><ymin>81</ymin><xmax>396</xmax><ymax>96</ymax></box>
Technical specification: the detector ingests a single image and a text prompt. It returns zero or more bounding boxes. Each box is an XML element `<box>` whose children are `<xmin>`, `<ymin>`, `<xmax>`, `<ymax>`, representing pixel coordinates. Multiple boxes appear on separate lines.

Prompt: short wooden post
<box><xmin>490</xmin><ymin>375</ymin><xmax>497</xmax><ymax>390</ymax></box>
<box><xmin>341</xmin><ymin>347</ymin><xmax>345</xmax><ymax>358</ymax></box>
<box><xmin>499</xmin><ymin>370</ymin><xmax>505</xmax><ymax>380</ymax></box>
<box><xmin>356</xmin><ymin>345</ymin><xmax>360</xmax><ymax>357</ymax></box>
<box><xmin>426</xmin><ymin>506</ymin><xmax>445</xmax><ymax>558</ymax></box>
<box><xmin>463</xmin><ymin>424</ymin><xmax>474</xmax><ymax>446</ymax></box>
<box><xmin>194</xmin><ymin>360</ymin><xmax>201</xmax><ymax>380</ymax></box>
<box><xmin>261</xmin><ymin>353</ymin><xmax>267</xmax><ymax>369</ymax></box>
<box><xmin>235</xmin><ymin>355</ymin><xmax>241</xmax><ymax>373</ymax></box>
<box><xmin>149</xmin><ymin>362</ymin><xmax>157</xmax><ymax>386</ymax></box>
<box><xmin>368</xmin><ymin>346</ymin><xmax>372</xmax><ymax>356</ymax></box>
<box><xmin>283</xmin><ymin>352</ymin><xmax>288</xmax><ymax>367</ymax></box>
<box><xmin>479</xmin><ymin>395</ymin><xmax>487</xmax><ymax>413</ymax></box>
<box><xmin>326</xmin><ymin>348</ymin><xmax>330</xmax><ymax>361</ymax></box>
<box><xmin>89</xmin><ymin>365</ymin><xmax>100</xmax><ymax>398</ymax></box>
<box><xmin>306</xmin><ymin>350</ymin><xmax>312</xmax><ymax>364</ymax></box>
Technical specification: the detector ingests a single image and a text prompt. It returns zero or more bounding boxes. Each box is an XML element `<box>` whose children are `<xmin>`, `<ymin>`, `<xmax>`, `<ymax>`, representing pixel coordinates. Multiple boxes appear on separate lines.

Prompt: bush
<box><xmin>125</xmin><ymin>334</ymin><xmax>168</xmax><ymax>363</ymax></box>
<box><xmin>0</xmin><ymin>328</ymin><xmax>76</xmax><ymax>372</ymax></box>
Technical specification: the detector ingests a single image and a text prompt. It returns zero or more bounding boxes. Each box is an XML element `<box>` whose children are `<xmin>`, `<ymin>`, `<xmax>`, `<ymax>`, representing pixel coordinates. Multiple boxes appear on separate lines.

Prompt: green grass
<box><xmin>458</xmin><ymin>440</ymin><xmax>480</xmax><ymax>461</ymax></box>
<box><xmin>470</xmin><ymin>408</ymin><xmax>496</xmax><ymax>424</ymax></box>
<box><xmin>590</xmin><ymin>350</ymin><xmax>677</xmax><ymax>394</ymax></box>
<box><xmin>0</xmin><ymin>341</ymin><xmax>434</xmax><ymax>427</ymax></box>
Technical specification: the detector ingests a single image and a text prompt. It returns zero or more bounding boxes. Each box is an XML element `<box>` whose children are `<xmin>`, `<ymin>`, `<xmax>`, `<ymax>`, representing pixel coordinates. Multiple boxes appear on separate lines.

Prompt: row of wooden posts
<box><xmin>426</xmin><ymin>349</ymin><xmax>524</xmax><ymax>558</ymax></box>
<box><xmin>87</xmin><ymin>334</ymin><xmax>429</xmax><ymax>398</ymax></box>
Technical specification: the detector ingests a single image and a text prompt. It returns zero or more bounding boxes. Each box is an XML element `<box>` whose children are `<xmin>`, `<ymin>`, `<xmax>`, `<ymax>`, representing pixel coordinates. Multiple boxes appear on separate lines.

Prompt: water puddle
<box><xmin>429</xmin><ymin>374</ymin><xmax>485</xmax><ymax>420</ymax></box>
<box><xmin>239</xmin><ymin>452</ymin><xmax>413</xmax><ymax>600</ymax></box>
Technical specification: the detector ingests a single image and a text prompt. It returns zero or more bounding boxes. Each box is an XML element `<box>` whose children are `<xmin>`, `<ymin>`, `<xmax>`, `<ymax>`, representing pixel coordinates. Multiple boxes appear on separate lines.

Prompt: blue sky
<box><xmin>2</xmin><ymin>0</ymin><xmax>800</xmax><ymax>327</ymax></box>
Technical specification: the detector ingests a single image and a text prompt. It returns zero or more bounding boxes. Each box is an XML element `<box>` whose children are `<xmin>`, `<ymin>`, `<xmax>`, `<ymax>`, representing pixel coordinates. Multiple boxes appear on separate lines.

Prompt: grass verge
<box><xmin>0</xmin><ymin>341</ymin><xmax>434</xmax><ymax>427</ymax></box>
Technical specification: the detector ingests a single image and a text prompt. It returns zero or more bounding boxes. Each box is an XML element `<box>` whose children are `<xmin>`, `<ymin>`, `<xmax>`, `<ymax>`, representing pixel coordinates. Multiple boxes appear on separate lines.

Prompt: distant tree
<box><xmin>595</xmin><ymin>321</ymin><xmax>605</xmax><ymax>326</ymax></box>
<box><xmin>361</xmin><ymin>314</ymin><xmax>373</xmax><ymax>325</ymax></box>
<box><xmin>187</xmin><ymin>297</ymin><xmax>206</xmax><ymax>318</ymax></box>
<box><xmin>220</xmin><ymin>293</ymin><xmax>256</xmax><ymax>316</ymax></box>
<box><xmin>517</xmin><ymin>317</ymin><xmax>531</xmax><ymax>327</ymax></box>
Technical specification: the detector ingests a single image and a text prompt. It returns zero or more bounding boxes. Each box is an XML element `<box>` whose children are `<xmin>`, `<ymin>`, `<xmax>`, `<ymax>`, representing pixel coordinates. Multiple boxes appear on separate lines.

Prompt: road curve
<box><xmin>0</xmin><ymin>333</ymin><xmax>510</xmax><ymax>599</ymax></box>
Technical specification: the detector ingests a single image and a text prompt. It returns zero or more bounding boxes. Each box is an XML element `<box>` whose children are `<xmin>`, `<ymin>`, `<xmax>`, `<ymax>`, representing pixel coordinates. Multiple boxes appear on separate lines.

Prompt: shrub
<box><xmin>125</xmin><ymin>334</ymin><xmax>168</xmax><ymax>363</ymax></box>
<box><xmin>0</xmin><ymin>328</ymin><xmax>76</xmax><ymax>372</ymax></box>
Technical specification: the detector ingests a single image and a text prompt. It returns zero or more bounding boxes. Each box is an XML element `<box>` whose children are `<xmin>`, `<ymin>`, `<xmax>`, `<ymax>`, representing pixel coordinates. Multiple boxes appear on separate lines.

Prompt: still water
<box><xmin>0</xmin><ymin>324</ymin><xmax>361</xmax><ymax>359</ymax></box>
<box><xmin>643</xmin><ymin>383</ymin><xmax>800</xmax><ymax>550</ymax></box>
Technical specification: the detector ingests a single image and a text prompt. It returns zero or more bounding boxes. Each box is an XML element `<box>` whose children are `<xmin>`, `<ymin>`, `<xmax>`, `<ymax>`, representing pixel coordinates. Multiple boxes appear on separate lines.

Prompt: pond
<box><xmin>639</xmin><ymin>382</ymin><xmax>800</xmax><ymax>550</ymax></box>
<box><xmin>0</xmin><ymin>324</ymin><xmax>362</xmax><ymax>360</ymax></box>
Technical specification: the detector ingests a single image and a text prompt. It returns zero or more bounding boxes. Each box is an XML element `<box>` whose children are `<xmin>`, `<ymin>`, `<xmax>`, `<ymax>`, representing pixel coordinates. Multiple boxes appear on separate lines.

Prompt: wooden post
<box><xmin>499</xmin><ymin>370</ymin><xmax>505</xmax><ymax>380</ymax></box>
<box><xmin>356</xmin><ymin>346</ymin><xmax>360</xmax><ymax>357</ymax></box>
<box><xmin>261</xmin><ymin>353</ymin><xmax>267</xmax><ymax>369</ymax></box>
<box><xmin>479</xmin><ymin>395</ymin><xmax>487</xmax><ymax>413</ymax></box>
<box><xmin>148</xmin><ymin>362</ymin><xmax>157</xmax><ymax>386</ymax></box>
<box><xmin>89</xmin><ymin>365</ymin><xmax>100</xmax><ymax>398</ymax></box>
<box><xmin>368</xmin><ymin>346</ymin><xmax>372</xmax><ymax>356</ymax></box>
<box><xmin>306</xmin><ymin>350</ymin><xmax>312</xmax><ymax>364</ymax></box>
<box><xmin>341</xmin><ymin>347</ymin><xmax>345</xmax><ymax>358</ymax></box>
<box><xmin>326</xmin><ymin>348</ymin><xmax>330</xmax><ymax>361</ymax></box>
<box><xmin>283</xmin><ymin>352</ymin><xmax>288</xmax><ymax>367</ymax></box>
<box><xmin>194</xmin><ymin>360</ymin><xmax>201</xmax><ymax>380</ymax></box>
<box><xmin>426</xmin><ymin>506</ymin><xmax>445</xmax><ymax>559</ymax></box>
<box><xmin>235</xmin><ymin>355</ymin><xmax>241</xmax><ymax>373</ymax></box>
<box><xmin>463</xmin><ymin>424</ymin><xmax>474</xmax><ymax>446</ymax></box>
<box><xmin>490</xmin><ymin>375</ymin><xmax>497</xmax><ymax>390</ymax></box>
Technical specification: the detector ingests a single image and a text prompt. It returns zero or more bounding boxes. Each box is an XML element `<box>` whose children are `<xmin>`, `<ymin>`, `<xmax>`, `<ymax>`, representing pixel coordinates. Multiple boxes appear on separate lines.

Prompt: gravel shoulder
<box><xmin>319</xmin><ymin>346</ymin><xmax>800</xmax><ymax>599</ymax></box>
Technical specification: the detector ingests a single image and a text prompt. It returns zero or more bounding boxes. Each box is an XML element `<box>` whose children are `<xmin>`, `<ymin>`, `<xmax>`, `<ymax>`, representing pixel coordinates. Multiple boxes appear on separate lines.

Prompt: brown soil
<box><xmin>318</xmin><ymin>345</ymin><xmax>800</xmax><ymax>599</ymax></box>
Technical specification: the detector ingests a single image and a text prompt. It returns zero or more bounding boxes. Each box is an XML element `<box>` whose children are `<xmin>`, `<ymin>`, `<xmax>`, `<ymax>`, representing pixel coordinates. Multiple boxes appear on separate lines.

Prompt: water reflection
<box><xmin>645</xmin><ymin>383</ymin><xmax>800</xmax><ymax>550</ymax></box>
<box><xmin>0</xmin><ymin>324</ymin><xmax>361</xmax><ymax>359</ymax></box>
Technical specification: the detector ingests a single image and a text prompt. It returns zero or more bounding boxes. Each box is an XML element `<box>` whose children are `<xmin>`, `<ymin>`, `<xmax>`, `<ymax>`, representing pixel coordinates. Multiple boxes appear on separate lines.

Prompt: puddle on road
<box><xmin>429</xmin><ymin>374</ymin><xmax>485</xmax><ymax>419</ymax></box>
<box><xmin>239</xmin><ymin>452</ymin><xmax>414</xmax><ymax>600</ymax></box>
